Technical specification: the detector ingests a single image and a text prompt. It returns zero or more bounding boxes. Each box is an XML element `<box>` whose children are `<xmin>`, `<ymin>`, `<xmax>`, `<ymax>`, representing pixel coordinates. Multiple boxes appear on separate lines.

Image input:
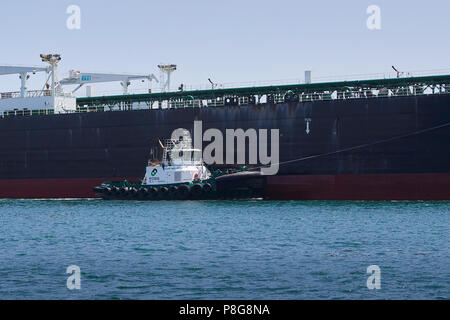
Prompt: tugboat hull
<box><xmin>94</xmin><ymin>171</ymin><xmax>266</xmax><ymax>201</ymax></box>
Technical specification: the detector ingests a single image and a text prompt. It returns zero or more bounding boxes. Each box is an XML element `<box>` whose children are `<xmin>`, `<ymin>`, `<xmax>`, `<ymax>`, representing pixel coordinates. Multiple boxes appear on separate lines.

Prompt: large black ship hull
<box><xmin>0</xmin><ymin>94</ymin><xmax>449</xmax><ymax>200</ymax></box>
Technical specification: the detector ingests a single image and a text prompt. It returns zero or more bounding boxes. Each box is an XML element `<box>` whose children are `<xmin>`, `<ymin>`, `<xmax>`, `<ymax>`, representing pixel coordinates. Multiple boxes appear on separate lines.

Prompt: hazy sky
<box><xmin>0</xmin><ymin>0</ymin><xmax>449</xmax><ymax>94</ymax></box>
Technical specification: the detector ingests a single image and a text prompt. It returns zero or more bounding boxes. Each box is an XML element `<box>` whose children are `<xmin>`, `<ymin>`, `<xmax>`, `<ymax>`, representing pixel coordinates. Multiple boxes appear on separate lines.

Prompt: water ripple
<box><xmin>0</xmin><ymin>200</ymin><xmax>448</xmax><ymax>300</ymax></box>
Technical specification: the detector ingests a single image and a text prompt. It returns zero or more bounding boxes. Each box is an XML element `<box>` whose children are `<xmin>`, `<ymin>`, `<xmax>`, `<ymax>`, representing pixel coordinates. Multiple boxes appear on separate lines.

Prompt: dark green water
<box><xmin>0</xmin><ymin>200</ymin><xmax>448</xmax><ymax>300</ymax></box>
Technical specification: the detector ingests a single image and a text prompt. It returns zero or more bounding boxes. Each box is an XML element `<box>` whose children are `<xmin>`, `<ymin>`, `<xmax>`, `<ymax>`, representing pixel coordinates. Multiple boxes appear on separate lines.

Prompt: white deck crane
<box><xmin>60</xmin><ymin>71</ymin><xmax>159</xmax><ymax>95</ymax></box>
<box><xmin>0</xmin><ymin>54</ymin><xmax>77</xmax><ymax>114</ymax></box>
<box><xmin>0</xmin><ymin>65</ymin><xmax>47</xmax><ymax>98</ymax></box>
<box><xmin>1</xmin><ymin>54</ymin><xmax>160</xmax><ymax>115</ymax></box>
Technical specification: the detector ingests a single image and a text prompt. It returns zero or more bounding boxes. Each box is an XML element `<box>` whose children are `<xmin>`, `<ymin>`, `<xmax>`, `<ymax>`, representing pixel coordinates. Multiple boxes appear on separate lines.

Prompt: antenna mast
<box><xmin>40</xmin><ymin>54</ymin><xmax>62</xmax><ymax>96</ymax></box>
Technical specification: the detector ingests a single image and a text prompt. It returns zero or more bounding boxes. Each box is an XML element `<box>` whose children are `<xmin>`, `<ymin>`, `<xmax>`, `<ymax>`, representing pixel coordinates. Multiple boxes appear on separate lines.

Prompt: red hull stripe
<box><xmin>267</xmin><ymin>173</ymin><xmax>450</xmax><ymax>200</ymax></box>
<box><xmin>0</xmin><ymin>173</ymin><xmax>448</xmax><ymax>200</ymax></box>
<box><xmin>0</xmin><ymin>178</ymin><xmax>140</xmax><ymax>199</ymax></box>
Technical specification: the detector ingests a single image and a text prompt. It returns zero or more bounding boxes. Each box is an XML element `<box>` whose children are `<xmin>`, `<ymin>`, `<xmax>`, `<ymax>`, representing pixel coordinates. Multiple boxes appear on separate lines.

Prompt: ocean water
<box><xmin>0</xmin><ymin>200</ymin><xmax>448</xmax><ymax>300</ymax></box>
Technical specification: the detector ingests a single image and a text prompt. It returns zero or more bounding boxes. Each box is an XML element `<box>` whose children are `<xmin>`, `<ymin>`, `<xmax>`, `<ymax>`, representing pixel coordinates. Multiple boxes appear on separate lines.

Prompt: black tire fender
<box><xmin>202</xmin><ymin>183</ymin><xmax>213</xmax><ymax>194</ymax></box>
<box><xmin>177</xmin><ymin>185</ymin><xmax>190</xmax><ymax>200</ymax></box>
<box><xmin>190</xmin><ymin>184</ymin><xmax>203</xmax><ymax>198</ymax></box>
<box><xmin>148</xmin><ymin>187</ymin><xmax>158</xmax><ymax>199</ymax></box>
<box><xmin>158</xmin><ymin>187</ymin><xmax>169</xmax><ymax>199</ymax></box>
<box><xmin>169</xmin><ymin>186</ymin><xmax>178</xmax><ymax>197</ymax></box>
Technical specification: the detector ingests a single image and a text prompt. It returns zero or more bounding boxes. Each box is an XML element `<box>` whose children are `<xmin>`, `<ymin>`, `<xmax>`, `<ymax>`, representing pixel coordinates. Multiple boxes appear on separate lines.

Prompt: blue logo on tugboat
<box><xmin>81</xmin><ymin>75</ymin><xmax>92</xmax><ymax>82</ymax></box>
<box><xmin>151</xmin><ymin>169</ymin><xmax>158</xmax><ymax>176</ymax></box>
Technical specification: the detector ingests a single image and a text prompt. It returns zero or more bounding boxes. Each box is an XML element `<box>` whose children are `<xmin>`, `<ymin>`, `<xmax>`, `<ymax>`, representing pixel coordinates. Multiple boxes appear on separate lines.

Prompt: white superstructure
<box><xmin>0</xmin><ymin>54</ymin><xmax>159</xmax><ymax>115</ymax></box>
<box><xmin>0</xmin><ymin>54</ymin><xmax>76</xmax><ymax>114</ymax></box>
<box><xmin>143</xmin><ymin>138</ymin><xmax>211</xmax><ymax>186</ymax></box>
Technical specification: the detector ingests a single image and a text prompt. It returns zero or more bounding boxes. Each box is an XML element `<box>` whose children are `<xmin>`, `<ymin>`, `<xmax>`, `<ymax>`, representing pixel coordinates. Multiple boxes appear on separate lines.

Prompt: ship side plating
<box><xmin>0</xmin><ymin>88</ymin><xmax>449</xmax><ymax>200</ymax></box>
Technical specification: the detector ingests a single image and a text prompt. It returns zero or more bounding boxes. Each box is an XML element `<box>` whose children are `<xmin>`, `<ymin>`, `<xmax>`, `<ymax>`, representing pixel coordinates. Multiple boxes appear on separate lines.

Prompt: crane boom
<box><xmin>0</xmin><ymin>66</ymin><xmax>48</xmax><ymax>98</ymax></box>
<box><xmin>0</xmin><ymin>66</ymin><xmax>47</xmax><ymax>75</ymax></box>
<box><xmin>60</xmin><ymin>71</ymin><xmax>159</xmax><ymax>94</ymax></box>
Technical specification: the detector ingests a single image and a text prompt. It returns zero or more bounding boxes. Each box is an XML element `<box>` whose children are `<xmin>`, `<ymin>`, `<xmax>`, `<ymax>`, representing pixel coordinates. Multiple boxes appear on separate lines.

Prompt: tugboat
<box><xmin>93</xmin><ymin>138</ymin><xmax>266</xmax><ymax>201</ymax></box>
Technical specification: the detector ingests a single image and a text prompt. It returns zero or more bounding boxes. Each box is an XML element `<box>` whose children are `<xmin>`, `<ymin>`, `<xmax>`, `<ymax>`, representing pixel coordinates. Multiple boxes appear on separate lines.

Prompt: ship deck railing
<box><xmin>1</xmin><ymin>109</ymin><xmax>55</xmax><ymax>117</ymax></box>
<box><xmin>2</xmin><ymin>85</ymin><xmax>449</xmax><ymax>118</ymax></box>
<box><xmin>2</xmin><ymin>74</ymin><xmax>450</xmax><ymax>117</ymax></box>
<box><xmin>0</xmin><ymin>90</ymin><xmax>51</xmax><ymax>100</ymax></box>
<box><xmin>181</xmin><ymin>69</ymin><xmax>450</xmax><ymax>92</ymax></box>
<box><xmin>75</xmin><ymin>84</ymin><xmax>449</xmax><ymax>112</ymax></box>
<box><xmin>74</xmin><ymin>74</ymin><xmax>450</xmax><ymax>111</ymax></box>
<box><xmin>0</xmin><ymin>90</ymin><xmax>74</xmax><ymax>100</ymax></box>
